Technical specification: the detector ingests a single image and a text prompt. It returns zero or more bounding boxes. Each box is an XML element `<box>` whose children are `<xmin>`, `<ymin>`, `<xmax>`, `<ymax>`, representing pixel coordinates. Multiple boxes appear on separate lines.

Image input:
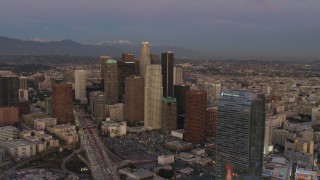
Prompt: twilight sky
<box><xmin>0</xmin><ymin>0</ymin><xmax>319</xmax><ymax>59</ymax></box>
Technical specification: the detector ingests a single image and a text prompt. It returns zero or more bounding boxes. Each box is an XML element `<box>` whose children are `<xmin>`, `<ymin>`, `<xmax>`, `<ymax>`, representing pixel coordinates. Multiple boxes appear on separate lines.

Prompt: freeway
<box><xmin>74</xmin><ymin>108</ymin><xmax>119</xmax><ymax>180</ymax></box>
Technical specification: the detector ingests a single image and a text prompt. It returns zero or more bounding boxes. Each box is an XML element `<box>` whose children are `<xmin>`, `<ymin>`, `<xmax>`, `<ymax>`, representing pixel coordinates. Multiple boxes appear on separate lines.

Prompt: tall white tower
<box><xmin>139</xmin><ymin>42</ymin><xmax>151</xmax><ymax>78</ymax></box>
<box><xmin>75</xmin><ymin>70</ymin><xmax>87</xmax><ymax>103</ymax></box>
<box><xmin>144</xmin><ymin>65</ymin><xmax>163</xmax><ymax>129</ymax></box>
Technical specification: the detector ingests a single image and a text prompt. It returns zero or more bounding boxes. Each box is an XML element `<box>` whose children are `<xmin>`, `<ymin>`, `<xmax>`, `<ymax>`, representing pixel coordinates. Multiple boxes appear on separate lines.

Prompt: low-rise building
<box><xmin>176</xmin><ymin>152</ymin><xmax>201</xmax><ymax>164</ymax></box>
<box><xmin>118</xmin><ymin>168</ymin><xmax>155</xmax><ymax>180</ymax></box>
<box><xmin>0</xmin><ymin>126</ymin><xmax>19</xmax><ymax>141</ymax></box>
<box><xmin>158</xmin><ymin>155</ymin><xmax>174</xmax><ymax>165</ymax></box>
<box><xmin>33</xmin><ymin>118</ymin><xmax>57</xmax><ymax>130</ymax></box>
<box><xmin>106</xmin><ymin>103</ymin><xmax>124</xmax><ymax>121</ymax></box>
<box><xmin>0</xmin><ymin>139</ymin><xmax>36</xmax><ymax>160</ymax></box>
<box><xmin>171</xmin><ymin>129</ymin><xmax>184</xmax><ymax>139</ymax></box>
<box><xmin>47</xmin><ymin>124</ymin><xmax>78</xmax><ymax>145</ymax></box>
<box><xmin>101</xmin><ymin>120</ymin><xmax>126</xmax><ymax>137</ymax></box>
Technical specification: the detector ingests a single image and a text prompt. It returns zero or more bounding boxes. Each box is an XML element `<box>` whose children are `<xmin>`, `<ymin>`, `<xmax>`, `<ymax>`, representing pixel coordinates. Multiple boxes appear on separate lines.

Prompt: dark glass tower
<box><xmin>0</xmin><ymin>76</ymin><xmax>19</xmax><ymax>107</ymax></box>
<box><xmin>216</xmin><ymin>90</ymin><xmax>265</xmax><ymax>179</ymax></box>
<box><xmin>161</xmin><ymin>52</ymin><xmax>174</xmax><ymax>97</ymax></box>
<box><xmin>174</xmin><ymin>85</ymin><xmax>190</xmax><ymax>129</ymax></box>
<box><xmin>117</xmin><ymin>61</ymin><xmax>136</xmax><ymax>103</ymax></box>
<box><xmin>104</xmin><ymin>59</ymin><xmax>118</xmax><ymax>105</ymax></box>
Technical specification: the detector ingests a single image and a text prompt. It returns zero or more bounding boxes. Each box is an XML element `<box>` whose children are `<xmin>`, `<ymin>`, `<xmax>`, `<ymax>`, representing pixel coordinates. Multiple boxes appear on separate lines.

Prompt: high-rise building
<box><xmin>0</xmin><ymin>76</ymin><xmax>19</xmax><ymax>108</ymax></box>
<box><xmin>216</xmin><ymin>90</ymin><xmax>265</xmax><ymax>179</ymax></box>
<box><xmin>144</xmin><ymin>65</ymin><xmax>163</xmax><ymax>129</ymax></box>
<box><xmin>150</xmin><ymin>54</ymin><xmax>160</xmax><ymax>64</ymax></box>
<box><xmin>184</xmin><ymin>90</ymin><xmax>207</xmax><ymax>144</ymax></box>
<box><xmin>139</xmin><ymin>42</ymin><xmax>150</xmax><ymax>78</ymax></box>
<box><xmin>74</xmin><ymin>70</ymin><xmax>87</xmax><ymax>102</ymax></box>
<box><xmin>174</xmin><ymin>85</ymin><xmax>190</xmax><ymax>129</ymax></box>
<box><xmin>199</xmin><ymin>82</ymin><xmax>221</xmax><ymax>106</ymax></box>
<box><xmin>19</xmin><ymin>76</ymin><xmax>28</xmax><ymax>90</ymax></box>
<box><xmin>125</xmin><ymin>76</ymin><xmax>144</xmax><ymax>122</ymax></box>
<box><xmin>122</xmin><ymin>53</ymin><xmax>135</xmax><ymax>62</ymax></box>
<box><xmin>118</xmin><ymin>61</ymin><xmax>136</xmax><ymax>103</ymax></box>
<box><xmin>174</xmin><ymin>66</ymin><xmax>183</xmax><ymax>85</ymax></box>
<box><xmin>104</xmin><ymin>59</ymin><xmax>118</xmax><ymax>105</ymax></box>
<box><xmin>52</xmin><ymin>83</ymin><xmax>74</xmax><ymax>124</ymax></box>
<box><xmin>161</xmin><ymin>97</ymin><xmax>177</xmax><ymax>134</ymax></box>
<box><xmin>161</xmin><ymin>52</ymin><xmax>174</xmax><ymax>97</ymax></box>
<box><xmin>100</xmin><ymin>55</ymin><xmax>112</xmax><ymax>80</ymax></box>
<box><xmin>89</xmin><ymin>91</ymin><xmax>106</xmax><ymax>122</ymax></box>
<box><xmin>206</xmin><ymin>107</ymin><xmax>217</xmax><ymax>141</ymax></box>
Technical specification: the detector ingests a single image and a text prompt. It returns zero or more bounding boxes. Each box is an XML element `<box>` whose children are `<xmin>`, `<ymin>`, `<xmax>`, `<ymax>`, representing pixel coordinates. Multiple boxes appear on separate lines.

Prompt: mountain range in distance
<box><xmin>0</xmin><ymin>36</ymin><xmax>206</xmax><ymax>59</ymax></box>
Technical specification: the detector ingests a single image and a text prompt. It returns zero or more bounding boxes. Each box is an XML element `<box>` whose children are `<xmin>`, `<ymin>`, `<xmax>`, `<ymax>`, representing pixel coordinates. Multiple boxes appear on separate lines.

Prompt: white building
<box><xmin>0</xmin><ymin>126</ymin><xmax>19</xmax><ymax>141</ymax></box>
<box><xmin>171</xmin><ymin>129</ymin><xmax>184</xmax><ymax>139</ymax></box>
<box><xmin>158</xmin><ymin>155</ymin><xmax>174</xmax><ymax>165</ymax></box>
<box><xmin>33</xmin><ymin>118</ymin><xmax>57</xmax><ymax>130</ymax></box>
<box><xmin>139</xmin><ymin>42</ymin><xmax>151</xmax><ymax>78</ymax></box>
<box><xmin>0</xmin><ymin>139</ymin><xmax>36</xmax><ymax>159</ymax></box>
<box><xmin>19</xmin><ymin>89</ymin><xmax>28</xmax><ymax>100</ymax></box>
<box><xmin>74</xmin><ymin>70</ymin><xmax>87</xmax><ymax>103</ymax></box>
<box><xmin>101</xmin><ymin>120</ymin><xmax>126</xmax><ymax>137</ymax></box>
<box><xmin>144</xmin><ymin>65</ymin><xmax>163</xmax><ymax>130</ymax></box>
<box><xmin>174</xmin><ymin>66</ymin><xmax>183</xmax><ymax>85</ymax></box>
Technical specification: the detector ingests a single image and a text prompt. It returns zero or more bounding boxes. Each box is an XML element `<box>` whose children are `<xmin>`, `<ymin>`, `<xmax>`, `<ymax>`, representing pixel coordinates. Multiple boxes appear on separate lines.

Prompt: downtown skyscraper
<box><xmin>216</xmin><ymin>90</ymin><xmax>265</xmax><ymax>179</ymax></box>
<box><xmin>104</xmin><ymin>59</ymin><xmax>118</xmax><ymax>105</ymax></box>
<box><xmin>0</xmin><ymin>76</ymin><xmax>19</xmax><ymax>107</ymax></box>
<box><xmin>144</xmin><ymin>65</ymin><xmax>163</xmax><ymax>129</ymax></box>
<box><xmin>74</xmin><ymin>70</ymin><xmax>87</xmax><ymax>102</ymax></box>
<box><xmin>161</xmin><ymin>52</ymin><xmax>174</xmax><ymax>97</ymax></box>
<box><xmin>52</xmin><ymin>83</ymin><xmax>74</xmax><ymax>124</ymax></box>
<box><xmin>139</xmin><ymin>42</ymin><xmax>150</xmax><ymax>78</ymax></box>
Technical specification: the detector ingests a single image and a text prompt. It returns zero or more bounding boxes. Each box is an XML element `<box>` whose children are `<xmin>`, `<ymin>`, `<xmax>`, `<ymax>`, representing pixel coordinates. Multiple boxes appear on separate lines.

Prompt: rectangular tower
<box><xmin>122</xmin><ymin>53</ymin><xmax>135</xmax><ymax>62</ymax></box>
<box><xmin>216</xmin><ymin>90</ymin><xmax>265</xmax><ymax>179</ymax></box>
<box><xmin>0</xmin><ymin>76</ymin><xmax>19</xmax><ymax>108</ymax></box>
<box><xmin>89</xmin><ymin>91</ymin><xmax>106</xmax><ymax>122</ymax></box>
<box><xmin>161</xmin><ymin>97</ymin><xmax>177</xmax><ymax>134</ymax></box>
<box><xmin>139</xmin><ymin>42</ymin><xmax>150</xmax><ymax>78</ymax></box>
<box><xmin>100</xmin><ymin>56</ymin><xmax>112</xmax><ymax>80</ymax></box>
<box><xmin>74</xmin><ymin>70</ymin><xmax>87</xmax><ymax>102</ymax></box>
<box><xmin>104</xmin><ymin>59</ymin><xmax>118</xmax><ymax>105</ymax></box>
<box><xmin>184</xmin><ymin>90</ymin><xmax>207</xmax><ymax>144</ymax></box>
<box><xmin>161</xmin><ymin>52</ymin><xmax>174</xmax><ymax>97</ymax></box>
<box><xmin>144</xmin><ymin>65</ymin><xmax>163</xmax><ymax>129</ymax></box>
<box><xmin>52</xmin><ymin>83</ymin><xmax>74</xmax><ymax>124</ymax></box>
<box><xmin>118</xmin><ymin>62</ymin><xmax>136</xmax><ymax>103</ymax></box>
<box><xmin>125</xmin><ymin>76</ymin><xmax>144</xmax><ymax>122</ymax></box>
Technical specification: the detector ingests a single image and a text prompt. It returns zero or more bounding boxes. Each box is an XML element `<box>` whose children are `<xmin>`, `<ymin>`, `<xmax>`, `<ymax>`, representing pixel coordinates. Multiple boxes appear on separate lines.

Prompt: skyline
<box><xmin>0</xmin><ymin>0</ymin><xmax>320</xmax><ymax>59</ymax></box>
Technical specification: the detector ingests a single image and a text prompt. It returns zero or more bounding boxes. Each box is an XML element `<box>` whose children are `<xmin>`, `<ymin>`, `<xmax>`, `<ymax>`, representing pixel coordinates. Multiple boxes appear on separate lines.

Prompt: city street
<box><xmin>74</xmin><ymin>108</ymin><xmax>119</xmax><ymax>180</ymax></box>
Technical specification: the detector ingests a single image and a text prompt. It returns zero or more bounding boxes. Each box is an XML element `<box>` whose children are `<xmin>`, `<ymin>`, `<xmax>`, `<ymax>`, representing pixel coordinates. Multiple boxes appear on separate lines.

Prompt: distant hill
<box><xmin>0</xmin><ymin>36</ymin><xmax>206</xmax><ymax>58</ymax></box>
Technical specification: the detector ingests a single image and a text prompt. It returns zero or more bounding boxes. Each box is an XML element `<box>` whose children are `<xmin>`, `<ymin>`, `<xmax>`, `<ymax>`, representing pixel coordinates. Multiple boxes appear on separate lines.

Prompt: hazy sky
<box><xmin>0</xmin><ymin>0</ymin><xmax>319</xmax><ymax>59</ymax></box>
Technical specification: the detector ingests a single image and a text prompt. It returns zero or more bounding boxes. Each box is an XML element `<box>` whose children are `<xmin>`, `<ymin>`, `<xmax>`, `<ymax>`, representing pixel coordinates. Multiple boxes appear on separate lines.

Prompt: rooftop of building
<box><xmin>1</xmin><ymin>139</ymin><xmax>35</xmax><ymax>147</ymax></box>
<box><xmin>0</xmin><ymin>126</ymin><xmax>19</xmax><ymax>131</ymax></box>
<box><xmin>33</xmin><ymin>117</ymin><xmax>57</xmax><ymax>122</ymax></box>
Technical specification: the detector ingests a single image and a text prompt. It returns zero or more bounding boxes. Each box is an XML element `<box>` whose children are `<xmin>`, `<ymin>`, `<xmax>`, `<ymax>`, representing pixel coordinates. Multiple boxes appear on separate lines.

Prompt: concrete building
<box><xmin>38</xmin><ymin>75</ymin><xmax>52</xmax><ymax>92</ymax></box>
<box><xmin>47</xmin><ymin>124</ymin><xmax>78</xmax><ymax>145</ymax></box>
<box><xmin>106</xmin><ymin>103</ymin><xmax>124</xmax><ymax>121</ymax></box>
<box><xmin>0</xmin><ymin>76</ymin><xmax>19</xmax><ymax>107</ymax></box>
<box><xmin>117</xmin><ymin>61</ymin><xmax>136</xmax><ymax>103</ymax></box>
<box><xmin>272</xmin><ymin>129</ymin><xmax>297</xmax><ymax>147</ymax></box>
<box><xmin>161</xmin><ymin>52</ymin><xmax>174</xmax><ymax>97</ymax></box>
<box><xmin>104</xmin><ymin>59</ymin><xmax>118</xmax><ymax>105</ymax></box>
<box><xmin>144</xmin><ymin>65</ymin><xmax>163</xmax><ymax>130</ymax></box>
<box><xmin>199</xmin><ymin>82</ymin><xmax>221</xmax><ymax>106</ymax></box>
<box><xmin>125</xmin><ymin>76</ymin><xmax>144</xmax><ymax>122</ymax></box>
<box><xmin>45</xmin><ymin>97</ymin><xmax>52</xmax><ymax>115</ymax></box>
<box><xmin>312</xmin><ymin>107</ymin><xmax>320</xmax><ymax>122</ymax></box>
<box><xmin>264</xmin><ymin>120</ymin><xmax>273</xmax><ymax>155</ymax></box>
<box><xmin>18</xmin><ymin>99</ymin><xmax>30</xmax><ymax>116</ymax></box>
<box><xmin>174</xmin><ymin>66</ymin><xmax>183</xmax><ymax>85</ymax></box>
<box><xmin>101</xmin><ymin>120</ymin><xmax>126</xmax><ymax>137</ymax></box>
<box><xmin>52</xmin><ymin>83</ymin><xmax>74</xmax><ymax>124</ymax></box>
<box><xmin>0</xmin><ymin>139</ymin><xmax>36</xmax><ymax>159</ymax></box>
<box><xmin>161</xmin><ymin>97</ymin><xmax>177</xmax><ymax>134</ymax></box>
<box><xmin>139</xmin><ymin>42</ymin><xmax>151</xmax><ymax>78</ymax></box>
<box><xmin>150</xmin><ymin>54</ymin><xmax>160</xmax><ymax>65</ymax></box>
<box><xmin>19</xmin><ymin>76</ymin><xmax>28</xmax><ymax>90</ymax></box>
<box><xmin>74</xmin><ymin>70</ymin><xmax>87</xmax><ymax>103</ymax></box>
<box><xmin>18</xmin><ymin>89</ymin><xmax>28</xmax><ymax>100</ymax></box>
<box><xmin>171</xmin><ymin>129</ymin><xmax>184</xmax><ymax>139</ymax></box>
<box><xmin>216</xmin><ymin>90</ymin><xmax>265</xmax><ymax>179</ymax></box>
<box><xmin>89</xmin><ymin>91</ymin><xmax>106</xmax><ymax>122</ymax></box>
<box><xmin>158</xmin><ymin>155</ymin><xmax>174</xmax><ymax>165</ymax></box>
<box><xmin>33</xmin><ymin>118</ymin><xmax>57</xmax><ymax>130</ymax></box>
<box><xmin>0</xmin><ymin>107</ymin><xmax>19</xmax><ymax>126</ymax></box>
<box><xmin>0</xmin><ymin>126</ymin><xmax>19</xmax><ymax>141</ymax></box>
<box><xmin>184</xmin><ymin>90</ymin><xmax>207</xmax><ymax>144</ymax></box>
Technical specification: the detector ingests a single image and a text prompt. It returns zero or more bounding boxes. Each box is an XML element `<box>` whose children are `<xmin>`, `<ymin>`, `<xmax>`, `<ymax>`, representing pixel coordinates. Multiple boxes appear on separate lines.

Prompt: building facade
<box><xmin>206</xmin><ymin>107</ymin><xmax>217</xmax><ymax>141</ymax></box>
<box><xmin>0</xmin><ymin>107</ymin><xmax>19</xmax><ymax>127</ymax></box>
<box><xmin>52</xmin><ymin>83</ymin><xmax>74</xmax><ymax>124</ymax></box>
<box><xmin>184</xmin><ymin>90</ymin><xmax>207</xmax><ymax>144</ymax></box>
<box><xmin>122</xmin><ymin>53</ymin><xmax>135</xmax><ymax>62</ymax></box>
<box><xmin>161</xmin><ymin>97</ymin><xmax>177</xmax><ymax>134</ymax></box>
<box><xmin>100</xmin><ymin>55</ymin><xmax>112</xmax><ymax>80</ymax></box>
<box><xmin>89</xmin><ymin>91</ymin><xmax>106</xmax><ymax>122</ymax></box>
<box><xmin>144</xmin><ymin>65</ymin><xmax>163</xmax><ymax>129</ymax></box>
<box><xmin>174</xmin><ymin>66</ymin><xmax>183</xmax><ymax>85</ymax></box>
<box><xmin>0</xmin><ymin>76</ymin><xmax>19</xmax><ymax>108</ymax></box>
<box><xmin>125</xmin><ymin>76</ymin><xmax>144</xmax><ymax>122</ymax></box>
<box><xmin>161</xmin><ymin>52</ymin><xmax>174</xmax><ymax>97</ymax></box>
<box><xmin>216</xmin><ymin>90</ymin><xmax>265</xmax><ymax>179</ymax></box>
<box><xmin>117</xmin><ymin>61</ymin><xmax>136</xmax><ymax>103</ymax></box>
<box><xmin>104</xmin><ymin>59</ymin><xmax>118</xmax><ymax>105</ymax></box>
<box><xmin>139</xmin><ymin>42</ymin><xmax>150</xmax><ymax>78</ymax></box>
<box><xmin>74</xmin><ymin>70</ymin><xmax>87</xmax><ymax>102</ymax></box>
